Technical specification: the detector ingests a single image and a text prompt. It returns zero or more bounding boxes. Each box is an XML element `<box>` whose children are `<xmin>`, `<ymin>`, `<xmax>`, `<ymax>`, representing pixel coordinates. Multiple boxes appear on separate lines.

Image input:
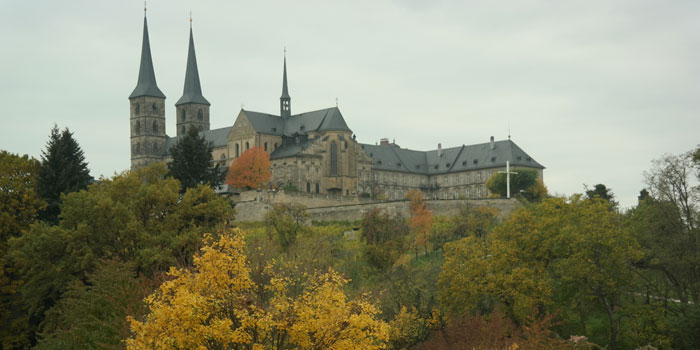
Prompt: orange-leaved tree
<box><xmin>405</xmin><ymin>189</ymin><xmax>433</xmax><ymax>256</ymax></box>
<box><xmin>226</xmin><ymin>147</ymin><xmax>271</xmax><ymax>189</ymax></box>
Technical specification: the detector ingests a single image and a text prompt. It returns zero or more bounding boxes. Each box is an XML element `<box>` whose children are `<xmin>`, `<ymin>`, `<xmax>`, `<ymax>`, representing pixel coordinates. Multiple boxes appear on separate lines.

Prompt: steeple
<box><xmin>129</xmin><ymin>14</ymin><xmax>165</xmax><ymax>99</ymax></box>
<box><xmin>280</xmin><ymin>50</ymin><xmax>291</xmax><ymax>118</ymax></box>
<box><xmin>176</xmin><ymin>23</ymin><xmax>209</xmax><ymax>106</ymax></box>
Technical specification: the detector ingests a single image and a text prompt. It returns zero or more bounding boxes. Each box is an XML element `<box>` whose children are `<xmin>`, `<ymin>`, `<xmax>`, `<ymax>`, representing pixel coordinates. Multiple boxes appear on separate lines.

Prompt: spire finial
<box><xmin>144</xmin><ymin>1</ymin><xmax>147</xmax><ymax>14</ymax></box>
<box><xmin>189</xmin><ymin>11</ymin><xmax>192</xmax><ymax>26</ymax></box>
<box><xmin>336</xmin><ymin>97</ymin><xmax>338</xmax><ymax>107</ymax></box>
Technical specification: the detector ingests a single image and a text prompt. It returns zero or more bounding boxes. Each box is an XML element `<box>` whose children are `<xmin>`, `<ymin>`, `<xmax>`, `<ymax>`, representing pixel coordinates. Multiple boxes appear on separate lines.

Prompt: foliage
<box><xmin>126</xmin><ymin>229</ymin><xmax>389</xmax><ymax>350</ymax></box>
<box><xmin>406</xmin><ymin>190</ymin><xmax>434</xmax><ymax>255</ymax></box>
<box><xmin>167</xmin><ymin>125</ymin><xmax>226</xmax><ymax>193</ymax></box>
<box><xmin>0</xmin><ymin>151</ymin><xmax>45</xmax><ymax>349</ymax></box>
<box><xmin>485</xmin><ymin>168</ymin><xmax>541</xmax><ymax>201</ymax></box>
<box><xmin>226</xmin><ymin>146</ymin><xmax>271</xmax><ymax>189</ymax></box>
<box><xmin>438</xmin><ymin>196</ymin><xmax>644</xmax><ymax>349</ymax></box>
<box><xmin>388</xmin><ymin>306</ymin><xmax>438</xmax><ymax>350</ymax></box>
<box><xmin>360</xmin><ymin>208</ymin><xmax>410</xmax><ymax>271</ymax></box>
<box><xmin>264</xmin><ymin>203</ymin><xmax>310</xmax><ymax>250</ymax></box>
<box><xmin>451</xmin><ymin>204</ymin><xmax>498</xmax><ymax>239</ymax></box>
<box><xmin>585</xmin><ymin>183</ymin><xmax>618</xmax><ymax>208</ymax></box>
<box><xmin>7</xmin><ymin>163</ymin><xmax>233</xmax><ymax>346</ymax></box>
<box><xmin>37</xmin><ymin>125</ymin><xmax>92</xmax><ymax>224</ymax></box>
<box><xmin>282</xmin><ymin>183</ymin><xmax>298</xmax><ymax>193</ymax></box>
<box><xmin>36</xmin><ymin>260</ymin><xmax>157</xmax><ymax>350</ymax></box>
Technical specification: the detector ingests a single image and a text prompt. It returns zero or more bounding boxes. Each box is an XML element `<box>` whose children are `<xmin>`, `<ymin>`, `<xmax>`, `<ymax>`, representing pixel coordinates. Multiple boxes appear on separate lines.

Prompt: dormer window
<box><xmin>272</xmin><ymin>127</ymin><xmax>277</xmax><ymax>132</ymax></box>
<box><xmin>491</xmin><ymin>157</ymin><xmax>496</xmax><ymax>162</ymax></box>
<box><xmin>462</xmin><ymin>161</ymin><xmax>467</xmax><ymax>166</ymax></box>
<box><xmin>300</xmin><ymin>125</ymin><xmax>305</xmax><ymax>131</ymax></box>
<box><xmin>473</xmin><ymin>159</ymin><xmax>478</xmax><ymax>165</ymax></box>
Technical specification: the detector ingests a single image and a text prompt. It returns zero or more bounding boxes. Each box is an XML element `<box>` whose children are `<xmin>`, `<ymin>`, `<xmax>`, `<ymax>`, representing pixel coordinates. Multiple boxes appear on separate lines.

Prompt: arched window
<box><xmin>199</xmin><ymin>125</ymin><xmax>203</xmax><ymax>131</ymax></box>
<box><xmin>245</xmin><ymin>141</ymin><xmax>250</xmax><ymax>150</ymax></box>
<box><xmin>135</xmin><ymin>120</ymin><xmax>141</xmax><ymax>134</ymax></box>
<box><xmin>152</xmin><ymin>103</ymin><xmax>158</xmax><ymax>114</ymax></box>
<box><xmin>181</xmin><ymin>125</ymin><xmax>186</xmax><ymax>134</ymax></box>
<box><xmin>315</xmin><ymin>183</ymin><xmax>319</xmax><ymax>193</ymax></box>
<box><xmin>134</xmin><ymin>103</ymin><xmax>140</xmax><ymax>115</ymax></box>
<box><xmin>264</xmin><ymin>142</ymin><xmax>268</xmax><ymax>151</ymax></box>
<box><xmin>274</xmin><ymin>143</ymin><xmax>278</xmax><ymax>149</ymax></box>
<box><xmin>330</xmin><ymin>141</ymin><xmax>338</xmax><ymax>176</ymax></box>
<box><xmin>198</xmin><ymin>109</ymin><xmax>203</xmax><ymax>121</ymax></box>
<box><xmin>306</xmin><ymin>182</ymin><xmax>311</xmax><ymax>193</ymax></box>
<box><xmin>235</xmin><ymin>144</ymin><xmax>239</xmax><ymax>157</ymax></box>
<box><xmin>152</xmin><ymin>121</ymin><xmax>158</xmax><ymax>133</ymax></box>
<box><xmin>135</xmin><ymin>142</ymin><xmax>140</xmax><ymax>154</ymax></box>
<box><xmin>181</xmin><ymin>110</ymin><xmax>186</xmax><ymax>122</ymax></box>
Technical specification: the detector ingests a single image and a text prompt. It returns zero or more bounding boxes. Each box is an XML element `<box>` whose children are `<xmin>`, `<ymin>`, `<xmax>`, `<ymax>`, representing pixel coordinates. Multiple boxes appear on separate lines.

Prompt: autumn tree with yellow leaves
<box><xmin>127</xmin><ymin>228</ymin><xmax>389</xmax><ymax>350</ymax></box>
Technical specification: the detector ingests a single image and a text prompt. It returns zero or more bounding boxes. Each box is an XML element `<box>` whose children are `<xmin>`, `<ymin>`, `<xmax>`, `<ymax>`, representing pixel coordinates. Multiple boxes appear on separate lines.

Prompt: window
<box><xmin>134</xmin><ymin>103</ymin><xmax>140</xmax><ymax>115</ymax></box>
<box><xmin>274</xmin><ymin>143</ymin><xmax>278</xmax><ymax>149</ymax></box>
<box><xmin>491</xmin><ymin>157</ymin><xmax>496</xmax><ymax>162</ymax></box>
<box><xmin>235</xmin><ymin>144</ymin><xmax>239</xmax><ymax>157</ymax></box>
<box><xmin>181</xmin><ymin>110</ymin><xmax>186</xmax><ymax>122</ymax></box>
<box><xmin>153</xmin><ymin>142</ymin><xmax>158</xmax><ymax>151</ymax></box>
<box><xmin>135</xmin><ymin>120</ymin><xmax>141</xmax><ymax>134</ymax></box>
<box><xmin>152</xmin><ymin>121</ymin><xmax>158</xmax><ymax>133</ymax></box>
<box><xmin>330</xmin><ymin>141</ymin><xmax>338</xmax><ymax>176</ymax></box>
<box><xmin>152</xmin><ymin>103</ymin><xmax>158</xmax><ymax>114</ymax></box>
<box><xmin>315</xmin><ymin>183</ymin><xmax>319</xmax><ymax>193</ymax></box>
<box><xmin>264</xmin><ymin>142</ymin><xmax>268</xmax><ymax>151</ymax></box>
<box><xmin>246</xmin><ymin>141</ymin><xmax>250</xmax><ymax>150</ymax></box>
<box><xmin>473</xmin><ymin>159</ymin><xmax>478</xmax><ymax>165</ymax></box>
<box><xmin>198</xmin><ymin>109</ymin><xmax>203</xmax><ymax>121</ymax></box>
<box><xmin>135</xmin><ymin>142</ymin><xmax>140</xmax><ymax>154</ymax></box>
<box><xmin>306</xmin><ymin>182</ymin><xmax>311</xmax><ymax>192</ymax></box>
<box><xmin>181</xmin><ymin>125</ymin><xmax>185</xmax><ymax>134</ymax></box>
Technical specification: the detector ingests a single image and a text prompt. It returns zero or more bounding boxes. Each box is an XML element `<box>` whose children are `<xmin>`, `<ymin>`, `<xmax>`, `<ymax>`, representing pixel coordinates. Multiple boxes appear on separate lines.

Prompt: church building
<box><xmin>129</xmin><ymin>13</ymin><xmax>545</xmax><ymax>200</ymax></box>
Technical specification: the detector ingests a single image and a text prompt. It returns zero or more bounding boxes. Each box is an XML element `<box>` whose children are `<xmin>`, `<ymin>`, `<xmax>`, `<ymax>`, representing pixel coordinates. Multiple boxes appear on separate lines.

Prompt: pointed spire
<box><xmin>129</xmin><ymin>14</ymin><xmax>165</xmax><ymax>99</ymax></box>
<box><xmin>280</xmin><ymin>49</ymin><xmax>291</xmax><ymax>118</ymax></box>
<box><xmin>176</xmin><ymin>21</ymin><xmax>210</xmax><ymax>106</ymax></box>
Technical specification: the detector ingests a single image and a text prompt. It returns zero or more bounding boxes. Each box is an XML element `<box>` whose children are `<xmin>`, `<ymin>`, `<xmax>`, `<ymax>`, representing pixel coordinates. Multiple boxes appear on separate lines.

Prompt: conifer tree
<box><xmin>37</xmin><ymin>125</ymin><xmax>92</xmax><ymax>224</ymax></box>
<box><xmin>167</xmin><ymin>126</ymin><xmax>226</xmax><ymax>192</ymax></box>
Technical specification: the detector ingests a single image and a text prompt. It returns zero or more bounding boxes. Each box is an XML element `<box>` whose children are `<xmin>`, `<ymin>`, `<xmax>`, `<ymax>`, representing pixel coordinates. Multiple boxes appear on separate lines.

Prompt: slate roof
<box><xmin>269</xmin><ymin>137</ymin><xmax>318</xmax><ymax>160</ymax></box>
<box><xmin>242</xmin><ymin>107</ymin><xmax>351</xmax><ymax>137</ymax></box>
<box><xmin>164</xmin><ymin>126</ymin><xmax>231</xmax><ymax>155</ymax></box>
<box><xmin>360</xmin><ymin>139</ymin><xmax>544</xmax><ymax>175</ymax></box>
<box><xmin>176</xmin><ymin>26</ymin><xmax>210</xmax><ymax>106</ymax></box>
<box><xmin>129</xmin><ymin>16</ymin><xmax>166</xmax><ymax>99</ymax></box>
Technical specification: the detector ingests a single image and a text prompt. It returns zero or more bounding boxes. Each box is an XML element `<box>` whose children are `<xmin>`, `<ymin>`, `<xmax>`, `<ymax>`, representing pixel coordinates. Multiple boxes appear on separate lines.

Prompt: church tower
<box><xmin>129</xmin><ymin>12</ymin><xmax>166</xmax><ymax>169</ymax></box>
<box><xmin>280</xmin><ymin>52</ymin><xmax>291</xmax><ymax>118</ymax></box>
<box><xmin>175</xmin><ymin>21</ymin><xmax>210</xmax><ymax>136</ymax></box>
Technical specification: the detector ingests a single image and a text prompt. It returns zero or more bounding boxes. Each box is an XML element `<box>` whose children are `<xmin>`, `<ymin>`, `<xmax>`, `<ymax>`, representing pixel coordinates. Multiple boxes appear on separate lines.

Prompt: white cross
<box><xmin>498</xmin><ymin>161</ymin><xmax>518</xmax><ymax>198</ymax></box>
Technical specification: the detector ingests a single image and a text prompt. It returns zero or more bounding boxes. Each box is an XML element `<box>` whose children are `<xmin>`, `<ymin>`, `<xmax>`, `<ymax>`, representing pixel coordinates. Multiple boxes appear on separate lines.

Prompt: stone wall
<box><xmin>233</xmin><ymin>192</ymin><xmax>519</xmax><ymax>223</ymax></box>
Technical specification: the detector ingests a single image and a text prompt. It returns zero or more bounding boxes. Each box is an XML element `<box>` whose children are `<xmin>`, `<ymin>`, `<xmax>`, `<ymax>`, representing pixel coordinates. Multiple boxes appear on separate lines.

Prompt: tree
<box><xmin>126</xmin><ymin>229</ymin><xmax>389</xmax><ymax>350</ymax></box>
<box><xmin>264</xmin><ymin>203</ymin><xmax>310</xmax><ymax>250</ymax></box>
<box><xmin>226</xmin><ymin>147</ymin><xmax>271</xmax><ymax>189</ymax></box>
<box><xmin>37</xmin><ymin>125</ymin><xmax>92</xmax><ymax>224</ymax></box>
<box><xmin>585</xmin><ymin>183</ymin><xmax>618</xmax><ymax>208</ymax></box>
<box><xmin>167</xmin><ymin>126</ymin><xmax>226</xmax><ymax>193</ymax></box>
<box><xmin>485</xmin><ymin>168</ymin><xmax>542</xmax><ymax>201</ymax></box>
<box><xmin>360</xmin><ymin>208</ymin><xmax>410</xmax><ymax>271</ymax></box>
<box><xmin>0</xmin><ymin>151</ymin><xmax>45</xmax><ymax>349</ymax></box>
<box><xmin>406</xmin><ymin>190</ymin><xmax>433</xmax><ymax>255</ymax></box>
<box><xmin>7</xmin><ymin>163</ymin><xmax>234</xmax><ymax>346</ymax></box>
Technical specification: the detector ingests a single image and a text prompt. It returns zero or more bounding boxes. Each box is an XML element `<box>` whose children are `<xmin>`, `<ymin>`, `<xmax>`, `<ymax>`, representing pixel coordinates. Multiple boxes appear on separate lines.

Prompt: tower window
<box><xmin>181</xmin><ymin>110</ymin><xmax>186</xmax><ymax>122</ymax></box>
<box><xmin>330</xmin><ymin>141</ymin><xmax>338</xmax><ymax>176</ymax></box>
<box><xmin>264</xmin><ymin>142</ymin><xmax>268</xmax><ymax>151</ymax></box>
<box><xmin>181</xmin><ymin>125</ymin><xmax>186</xmax><ymax>134</ymax></box>
<box><xmin>198</xmin><ymin>109</ymin><xmax>203</xmax><ymax>121</ymax></box>
<box><xmin>135</xmin><ymin>142</ymin><xmax>140</xmax><ymax>154</ymax></box>
<box><xmin>152</xmin><ymin>121</ymin><xmax>158</xmax><ymax>133</ymax></box>
<box><xmin>135</xmin><ymin>120</ymin><xmax>141</xmax><ymax>134</ymax></box>
<box><xmin>153</xmin><ymin>142</ymin><xmax>159</xmax><ymax>151</ymax></box>
<box><xmin>152</xmin><ymin>103</ymin><xmax>158</xmax><ymax>114</ymax></box>
<box><xmin>135</xmin><ymin>103</ymin><xmax>140</xmax><ymax>115</ymax></box>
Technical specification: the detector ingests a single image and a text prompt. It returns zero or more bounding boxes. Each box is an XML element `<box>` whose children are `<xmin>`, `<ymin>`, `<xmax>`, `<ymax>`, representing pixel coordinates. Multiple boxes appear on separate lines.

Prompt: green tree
<box><xmin>37</xmin><ymin>125</ymin><xmax>92</xmax><ymax>224</ymax></box>
<box><xmin>167</xmin><ymin>126</ymin><xmax>226</xmax><ymax>193</ymax></box>
<box><xmin>585</xmin><ymin>183</ymin><xmax>618</xmax><ymax>209</ymax></box>
<box><xmin>485</xmin><ymin>168</ymin><xmax>540</xmax><ymax>200</ymax></box>
<box><xmin>8</xmin><ymin>163</ymin><xmax>234</xmax><ymax>346</ymax></box>
<box><xmin>264</xmin><ymin>203</ymin><xmax>310</xmax><ymax>251</ymax></box>
<box><xmin>360</xmin><ymin>208</ymin><xmax>409</xmax><ymax>271</ymax></box>
<box><xmin>0</xmin><ymin>151</ymin><xmax>45</xmax><ymax>349</ymax></box>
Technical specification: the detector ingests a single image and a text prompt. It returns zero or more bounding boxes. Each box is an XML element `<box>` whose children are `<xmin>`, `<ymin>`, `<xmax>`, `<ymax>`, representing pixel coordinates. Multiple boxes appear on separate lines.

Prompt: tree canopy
<box><xmin>485</xmin><ymin>168</ymin><xmax>544</xmax><ymax>201</ymax></box>
<box><xmin>37</xmin><ymin>125</ymin><xmax>92</xmax><ymax>224</ymax></box>
<box><xmin>167</xmin><ymin>126</ymin><xmax>226</xmax><ymax>192</ymax></box>
<box><xmin>226</xmin><ymin>146</ymin><xmax>271</xmax><ymax>189</ymax></box>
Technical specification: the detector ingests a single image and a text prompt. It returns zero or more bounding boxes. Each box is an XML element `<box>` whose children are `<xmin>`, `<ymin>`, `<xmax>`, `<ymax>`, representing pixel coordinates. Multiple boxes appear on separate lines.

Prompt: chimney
<box><xmin>489</xmin><ymin>136</ymin><xmax>495</xmax><ymax>150</ymax></box>
<box><xmin>438</xmin><ymin>143</ymin><xmax>442</xmax><ymax>157</ymax></box>
<box><xmin>380</xmin><ymin>138</ymin><xmax>389</xmax><ymax>146</ymax></box>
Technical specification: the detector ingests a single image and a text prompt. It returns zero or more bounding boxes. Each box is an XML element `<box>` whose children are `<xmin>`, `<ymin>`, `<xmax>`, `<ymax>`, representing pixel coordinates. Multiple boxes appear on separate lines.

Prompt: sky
<box><xmin>1</xmin><ymin>1</ymin><xmax>698</xmax><ymax>209</ymax></box>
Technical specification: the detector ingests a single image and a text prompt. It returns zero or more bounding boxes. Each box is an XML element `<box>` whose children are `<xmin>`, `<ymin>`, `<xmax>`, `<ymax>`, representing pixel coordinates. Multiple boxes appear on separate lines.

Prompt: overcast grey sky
<box><xmin>1</xmin><ymin>1</ymin><xmax>698</xmax><ymax>209</ymax></box>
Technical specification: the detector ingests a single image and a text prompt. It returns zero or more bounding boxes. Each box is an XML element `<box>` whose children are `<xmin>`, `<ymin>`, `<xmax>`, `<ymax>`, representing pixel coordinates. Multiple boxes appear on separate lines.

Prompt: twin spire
<box><xmin>130</xmin><ymin>11</ymin><xmax>291</xmax><ymax>116</ymax></box>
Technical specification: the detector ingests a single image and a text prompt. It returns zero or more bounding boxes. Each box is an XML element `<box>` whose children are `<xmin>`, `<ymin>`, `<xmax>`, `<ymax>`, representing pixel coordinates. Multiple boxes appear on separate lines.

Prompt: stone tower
<box><xmin>129</xmin><ymin>14</ymin><xmax>166</xmax><ymax>169</ymax></box>
<box><xmin>175</xmin><ymin>24</ymin><xmax>210</xmax><ymax>136</ymax></box>
<box><xmin>280</xmin><ymin>53</ymin><xmax>291</xmax><ymax>118</ymax></box>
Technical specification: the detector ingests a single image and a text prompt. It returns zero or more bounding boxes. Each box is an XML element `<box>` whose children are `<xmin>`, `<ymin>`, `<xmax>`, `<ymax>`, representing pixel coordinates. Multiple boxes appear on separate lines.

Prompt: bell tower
<box><xmin>175</xmin><ymin>19</ymin><xmax>210</xmax><ymax>136</ymax></box>
<box><xmin>129</xmin><ymin>10</ymin><xmax>166</xmax><ymax>169</ymax></box>
<box><xmin>280</xmin><ymin>51</ymin><xmax>291</xmax><ymax>118</ymax></box>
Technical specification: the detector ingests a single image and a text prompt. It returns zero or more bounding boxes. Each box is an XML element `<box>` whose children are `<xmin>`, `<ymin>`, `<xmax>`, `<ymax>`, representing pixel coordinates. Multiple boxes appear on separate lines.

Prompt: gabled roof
<box><xmin>164</xmin><ymin>126</ymin><xmax>231</xmax><ymax>155</ymax></box>
<box><xmin>129</xmin><ymin>16</ymin><xmax>165</xmax><ymax>100</ymax></box>
<box><xmin>176</xmin><ymin>26</ymin><xmax>210</xmax><ymax>106</ymax></box>
<box><xmin>242</xmin><ymin>107</ymin><xmax>351</xmax><ymax>137</ymax></box>
<box><xmin>269</xmin><ymin>137</ymin><xmax>318</xmax><ymax>160</ymax></box>
<box><xmin>360</xmin><ymin>139</ymin><xmax>544</xmax><ymax>174</ymax></box>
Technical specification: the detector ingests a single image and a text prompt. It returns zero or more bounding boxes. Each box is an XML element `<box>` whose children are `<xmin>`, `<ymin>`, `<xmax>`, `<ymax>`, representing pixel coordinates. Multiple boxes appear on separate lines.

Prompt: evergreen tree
<box><xmin>167</xmin><ymin>126</ymin><xmax>226</xmax><ymax>192</ymax></box>
<box><xmin>37</xmin><ymin>125</ymin><xmax>92</xmax><ymax>224</ymax></box>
